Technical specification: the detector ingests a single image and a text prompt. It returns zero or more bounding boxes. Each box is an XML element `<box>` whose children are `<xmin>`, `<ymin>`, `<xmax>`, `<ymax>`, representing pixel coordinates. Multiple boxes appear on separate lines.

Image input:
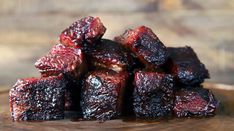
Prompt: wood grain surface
<box><xmin>1</xmin><ymin>83</ymin><xmax>234</xmax><ymax>131</ymax></box>
<box><xmin>1</xmin><ymin>1</ymin><xmax>234</xmax><ymax>130</ymax></box>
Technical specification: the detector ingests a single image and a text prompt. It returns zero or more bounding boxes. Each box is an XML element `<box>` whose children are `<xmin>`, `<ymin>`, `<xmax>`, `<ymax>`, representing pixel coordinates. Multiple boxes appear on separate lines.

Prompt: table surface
<box><xmin>1</xmin><ymin>1</ymin><xmax>234</xmax><ymax>130</ymax></box>
<box><xmin>1</xmin><ymin>83</ymin><xmax>234</xmax><ymax>131</ymax></box>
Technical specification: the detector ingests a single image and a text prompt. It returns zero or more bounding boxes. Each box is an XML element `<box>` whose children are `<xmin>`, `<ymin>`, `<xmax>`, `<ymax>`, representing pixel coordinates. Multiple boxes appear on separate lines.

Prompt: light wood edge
<box><xmin>0</xmin><ymin>86</ymin><xmax>10</xmax><ymax>94</ymax></box>
<box><xmin>203</xmin><ymin>82</ymin><xmax>234</xmax><ymax>91</ymax></box>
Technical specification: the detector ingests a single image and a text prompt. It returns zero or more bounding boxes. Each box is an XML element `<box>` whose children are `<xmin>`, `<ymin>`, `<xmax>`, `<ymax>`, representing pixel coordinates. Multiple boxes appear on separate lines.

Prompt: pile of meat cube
<box><xmin>9</xmin><ymin>16</ymin><xmax>219</xmax><ymax>121</ymax></box>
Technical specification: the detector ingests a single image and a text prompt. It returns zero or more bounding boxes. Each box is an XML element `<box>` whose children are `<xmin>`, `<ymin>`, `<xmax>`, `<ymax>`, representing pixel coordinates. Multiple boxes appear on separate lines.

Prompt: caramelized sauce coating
<box><xmin>86</xmin><ymin>39</ymin><xmax>135</xmax><ymax>72</ymax></box>
<box><xmin>9</xmin><ymin>75</ymin><xmax>66</xmax><ymax>121</ymax></box>
<box><xmin>81</xmin><ymin>70</ymin><xmax>128</xmax><ymax>121</ymax></box>
<box><xmin>173</xmin><ymin>87</ymin><xmax>219</xmax><ymax>117</ymax></box>
<box><xmin>115</xmin><ymin>26</ymin><xmax>169</xmax><ymax>68</ymax></box>
<box><xmin>60</xmin><ymin>16</ymin><xmax>106</xmax><ymax>49</ymax></box>
<box><xmin>35</xmin><ymin>44</ymin><xmax>86</xmax><ymax>79</ymax></box>
<box><xmin>167</xmin><ymin>46</ymin><xmax>209</xmax><ymax>85</ymax></box>
<box><xmin>133</xmin><ymin>71</ymin><xmax>174</xmax><ymax>119</ymax></box>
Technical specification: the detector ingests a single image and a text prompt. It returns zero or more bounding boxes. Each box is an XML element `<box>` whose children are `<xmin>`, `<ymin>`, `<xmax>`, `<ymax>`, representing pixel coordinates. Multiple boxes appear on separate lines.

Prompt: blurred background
<box><xmin>0</xmin><ymin>0</ymin><xmax>234</xmax><ymax>89</ymax></box>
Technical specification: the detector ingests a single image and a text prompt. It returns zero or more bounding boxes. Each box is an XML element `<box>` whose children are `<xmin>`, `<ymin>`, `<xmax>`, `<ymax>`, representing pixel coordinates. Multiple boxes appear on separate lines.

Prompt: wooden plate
<box><xmin>1</xmin><ymin>83</ymin><xmax>234</xmax><ymax>131</ymax></box>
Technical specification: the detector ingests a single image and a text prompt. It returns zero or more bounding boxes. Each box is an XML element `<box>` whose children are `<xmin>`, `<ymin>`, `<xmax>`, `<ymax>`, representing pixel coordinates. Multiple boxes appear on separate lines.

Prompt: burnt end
<box><xmin>133</xmin><ymin>71</ymin><xmax>174</xmax><ymax>119</ymax></box>
<box><xmin>86</xmin><ymin>39</ymin><xmax>135</xmax><ymax>72</ymax></box>
<box><xmin>114</xmin><ymin>26</ymin><xmax>169</xmax><ymax>68</ymax></box>
<box><xmin>173</xmin><ymin>87</ymin><xmax>219</xmax><ymax>117</ymax></box>
<box><xmin>59</xmin><ymin>16</ymin><xmax>106</xmax><ymax>49</ymax></box>
<box><xmin>35</xmin><ymin>44</ymin><xmax>85</xmax><ymax>111</ymax></box>
<box><xmin>35</xmin><ymin>44</ymin><xmax>87</xmax><ymax>79</ymax></box>
<box><xmin>81</xmin><ymin>70</ymin><xmax>128</xmax><ymax>121</ymax></box>
<box><xmin>167</xmin><ymin>46</ymin><xmax>209</xmax><ymax>85</ymax></box>
<box><xmin>9</xmin><ymin>75</ymin><xmax>66</xmax><ymax>121</ymax></box>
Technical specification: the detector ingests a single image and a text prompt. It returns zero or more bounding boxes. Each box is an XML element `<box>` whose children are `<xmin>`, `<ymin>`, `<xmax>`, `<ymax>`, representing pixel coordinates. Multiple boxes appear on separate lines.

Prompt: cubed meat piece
<box><xmin>133</xmin><ymin>71</ymin><xmax>174</xmax><ymax>119</ymax></box>
<box><xmin>60</xmin><ymin>16</ymin><xmax>106</xmax><ymax>49</ymax></box>
<box><xmin>167</xmin><ymin>46</ymin><xmax>209</xmax><ymax>85</ymax></box>
<box><xmin>81</xmin><ymin>70</ymin><xmax>128</xmax><ymax>121</ymax></box>
<box><xmin>114</xmin><ymin>26</ymin><xmax>169</xmax><ymax>68</ymax></box>
<box><xmin>9</xmin><ymin>75</ymin><xmax>66</xmax><ymax>121</ymax></box>
<box><xmin>35</xmin><ymin>44</ymin><xmax>86</xmax><ymax>111</ymax></box>
<box><xmin>86</xmin><ymin>39</ymin><xmax>135</xmax><ymax>72</ymax></box>
<box><xmin>173</xmin><ymin>87</ymin><xmax>219</xmax><ymax>117</ymax></box>
<box><xmin>35</xmin><ymin>44</ymin><xmax>86</xmax><ymax>79</ymax></box>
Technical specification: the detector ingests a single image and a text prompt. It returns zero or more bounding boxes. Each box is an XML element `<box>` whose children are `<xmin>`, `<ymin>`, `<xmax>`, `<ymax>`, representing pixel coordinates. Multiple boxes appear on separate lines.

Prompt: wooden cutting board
<box><xmin>1</xmin><ymin>83</ymin><xmax>234</xmax><ymax>131</ymax></box>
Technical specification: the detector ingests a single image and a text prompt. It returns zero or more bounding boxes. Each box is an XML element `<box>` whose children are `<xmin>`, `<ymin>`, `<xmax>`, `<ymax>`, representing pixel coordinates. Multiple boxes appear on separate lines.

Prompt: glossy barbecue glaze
<box><xmin>9</xmin><ymin>16</ymin><xmax>218</xmax><ymax>122</ymax></box>
<box><xmin>2</xmin><ymin>83</ymin><xmax>232</xmax><ymax>130</ymax></box>
<box><xmin>9</xmin><ymin>75</ymin><xmax>66</xmax><ymax>121</ymax></box>
<box><xmin>86</xmin><ymin>39</ymin><xmax>135</xmax><ymax>72</ymax></box>
<box><xmin>173</xmin><ymin>86</ymin><xmax>218</xmax><ymax>117</ymax></box>
<box><xmin>60</xmin><ymin>16</ymin><xmax>106</xmax><ymax>49</ymax></box>
<box><xmin>35</xmin><ymin>44</ymin><xmax>86</xmax><ymax>79</ymax></box>
<box><xmin>133</xmin><ymin>71</ymin><xmax>174</xmax><ymax>119</ymax></box>
<box><xmin>115</xmin><ymin>26</ymin><xmax>169</xmax><ymax>68</ymax></box>
<box><xmin>167</xmin><ymin>46</ymin><xmax>209</xmax><ymax>86</ymax></box>
<box><xmin>81</xmin><ymin>70</ymin><xmax>128</xmax><ymax>121</ymax></box>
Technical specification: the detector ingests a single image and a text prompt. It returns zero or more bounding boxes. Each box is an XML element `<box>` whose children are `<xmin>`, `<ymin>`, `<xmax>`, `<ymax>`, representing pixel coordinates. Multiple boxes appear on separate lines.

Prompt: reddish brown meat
<box><xmin>81</xmin><ymin>70</ymin><xmax>128</xmax><ymax>121</ymax></box>
<box><xmin>9</xmin><ymin>16</ymin><xmax>219</xmax><ymax>122</ymax></box>
<box><xmin>60</xmin><ymin>16</ymin><xmax>106</xmax><ymax>49</ymax></box>
<box><xmin>86</xmin><ymin>39</ymin><xmax>135</xmax><ymax>72</ymax></box>
<box><xmin>133</xmin><ymin>71</ymin><xmax>174</xmax><ymax>119</ymax></box>
<box><xmin>167</xmin><ymin>46</ymin><xmax>209</xmax><ymax>85</ymax></box>
<box><xmin>35</xmin><ymin>44</ymin><xmax>86</xmax><ymax>111</ymax></box>
<box><xmin>173</xmin><ymin>87</ymin><xmax>218</xmax><ymax>117</ymax></box>
<box><xmin>9</xmin><ymin>75</ymin><xmax>66</xmax><ymax>121</ymax></box>
<box><xmin>115</xmin><ymin>26</ymin><xmax>169</xmax><ymax>68</ymax></box>
<box><xmin>35</xmin><ymin>44</ymin><xmax>86</xmax><ymax>79</ymax></box>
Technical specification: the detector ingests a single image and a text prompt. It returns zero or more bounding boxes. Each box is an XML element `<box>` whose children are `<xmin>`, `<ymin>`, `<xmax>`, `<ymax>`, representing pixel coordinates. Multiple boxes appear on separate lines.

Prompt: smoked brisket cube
<box><xmin>35</xmin><ymin>44</ymin><xmax>86</xmax><ymax>79</ymax></box>
<box><xmin>81</xmin><ymin>70</ymin><xmax>128</xmax><ymax>121</ymax></box>
<box><xmin>35</xmin><ymin>44</ymin><xmax>86</xmax><ymax>111</ymax></box>
<box><xmin>167</xmin><ymin>46</ymin><xmax>209</xmax><ymax>85</ymax></box>
<box><xmin>86</xmin><ymin>39</ymin><xmax>135</xmax><ymax>72</ymax></box>
<box><xmin>9</xmin><ymin>75</ymin><xmax>66</xmax><ymax>121</ymax></box>
<box><xmin>114</xmin><ymin>26</ymin><xmax>169</xmax><ymax>68</ymax></box>
<box><xmin>133</xmin><ymin>71</ymin><xmax>174</xmax><ymax>119</ymax></box>
<box><xmin>173</xmin><ymin>87</ymin><xmax>219</xmax><ymax>117</ymax></box>
<box><xmin>60</xmin><ymin>16</ymin><xmax>106</xmax><ymax>49</ymax></box>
